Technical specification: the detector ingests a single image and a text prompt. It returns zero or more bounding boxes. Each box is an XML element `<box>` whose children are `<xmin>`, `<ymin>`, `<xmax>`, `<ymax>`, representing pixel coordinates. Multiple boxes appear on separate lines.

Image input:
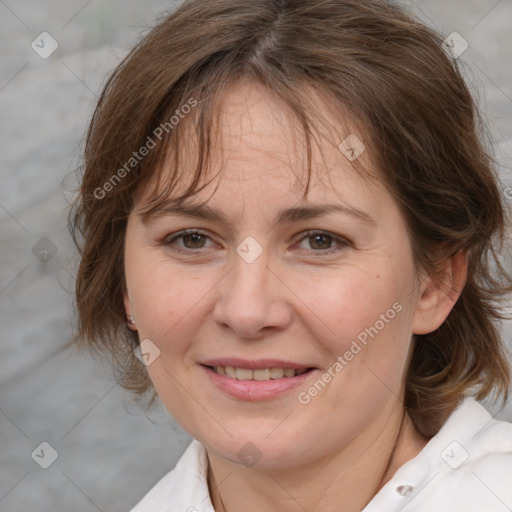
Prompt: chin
<box><xmin>202</xmin><ymin>428</ymin><xmax>313</xmax><ymax>470</ymax></box>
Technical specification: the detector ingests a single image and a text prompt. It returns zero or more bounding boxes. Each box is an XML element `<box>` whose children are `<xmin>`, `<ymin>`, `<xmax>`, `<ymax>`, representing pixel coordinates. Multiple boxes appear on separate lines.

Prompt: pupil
<box><xmin>182</xmin><ymin>233</ymin><xmax>332</xmax><ymax>250</ymax></box>
<box><xmin>186</xmin><ymin>234</ymin><xmax>203</xmax><ymax>248</ymax></box>
<box><xmin>312</xmin><ymin>234</ymin><xmax>330</xmax><ymax>249</ymax></box>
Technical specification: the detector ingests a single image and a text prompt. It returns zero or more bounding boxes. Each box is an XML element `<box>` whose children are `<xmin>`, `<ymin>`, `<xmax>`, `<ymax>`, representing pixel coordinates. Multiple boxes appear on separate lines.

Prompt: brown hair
<box><xmin>69</xmin><ymin>0</ymin><xmax>512</xmax><ymax>437</ymax></box>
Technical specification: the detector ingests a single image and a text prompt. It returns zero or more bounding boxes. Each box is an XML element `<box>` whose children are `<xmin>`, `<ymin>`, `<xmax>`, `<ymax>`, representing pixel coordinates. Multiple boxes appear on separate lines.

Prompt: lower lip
<box><xmin>201</xmin><ymin>365</ymin><xmax>318</xmax><ymax>401</ymax></box>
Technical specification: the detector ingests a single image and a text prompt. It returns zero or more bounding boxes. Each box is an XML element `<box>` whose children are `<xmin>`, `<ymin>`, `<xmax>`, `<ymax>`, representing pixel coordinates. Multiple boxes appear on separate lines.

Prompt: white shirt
<box><xmin>129</xmin><ymin>397</ymin><xmax>512</xmax><ymax>511</ymax></box>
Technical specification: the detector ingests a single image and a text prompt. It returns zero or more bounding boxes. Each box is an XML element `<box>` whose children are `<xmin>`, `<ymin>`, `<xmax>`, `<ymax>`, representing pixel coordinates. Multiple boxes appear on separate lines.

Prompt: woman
<box><xmin>69</xmin><ymin>0</ymin><xmax>512</xmax><ymax>510</ymax></box>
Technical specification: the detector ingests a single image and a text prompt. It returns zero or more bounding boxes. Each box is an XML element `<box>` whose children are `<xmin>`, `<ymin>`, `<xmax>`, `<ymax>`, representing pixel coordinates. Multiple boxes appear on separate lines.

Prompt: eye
<box><xmin>162</xmin><ymin>229</ymin><xmax>349</xmax><ymax>256</ymax></box>
<box><xmin>162</xmin><ymin>229</ymin><xmax>213</xmax><ymax>252</ymax></box>
<box><xmin>295</xmin><ymin>230</ymin><xmax>350</xmax><ymax>255</ymax></box>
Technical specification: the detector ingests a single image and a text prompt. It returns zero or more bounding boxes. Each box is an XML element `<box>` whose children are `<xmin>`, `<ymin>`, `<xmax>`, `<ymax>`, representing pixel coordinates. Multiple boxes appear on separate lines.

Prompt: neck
<box><xmin>207</xmin><ymin>407</ymin><xmax>429</xmax><ymax>512</ymax></box>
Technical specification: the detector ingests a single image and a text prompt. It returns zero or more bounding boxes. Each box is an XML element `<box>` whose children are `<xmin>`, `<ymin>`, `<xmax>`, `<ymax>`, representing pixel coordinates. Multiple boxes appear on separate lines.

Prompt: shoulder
<box><xmin>129</xmin><ymin>439</ymin><xmax>213</xmax><ymax>512</ymax></box>
<box><xmin>364</xmin><ymin>397</ymin><xmax>512</xmax><ymax>511</ymax></box>
<box><xmin>432</xmin><ymin>398</ymin><xmax>512</xmax><ymax>510</ymax></box>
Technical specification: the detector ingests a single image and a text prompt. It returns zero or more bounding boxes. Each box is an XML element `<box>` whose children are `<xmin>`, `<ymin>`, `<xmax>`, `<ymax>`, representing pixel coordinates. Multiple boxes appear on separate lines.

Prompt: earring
<box><xmin>127</xmin><ymin>314</ymin><xmax>136</xmax><ymax>326</ymax></box>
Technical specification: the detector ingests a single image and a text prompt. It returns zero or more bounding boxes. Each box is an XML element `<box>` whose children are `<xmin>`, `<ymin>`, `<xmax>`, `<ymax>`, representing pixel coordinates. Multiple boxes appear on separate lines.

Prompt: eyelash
<box><xmin>162</xmin><ymin>229</ymin><xmax>350</xmax><ymax>256</ymax></box>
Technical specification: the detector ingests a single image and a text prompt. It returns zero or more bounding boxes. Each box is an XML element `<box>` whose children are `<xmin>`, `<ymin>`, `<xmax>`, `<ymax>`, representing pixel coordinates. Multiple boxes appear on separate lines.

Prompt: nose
<box><xmin>212</xmin><ymin>245</ymin><xmax>292</xmax><ymax>339</ymax></box>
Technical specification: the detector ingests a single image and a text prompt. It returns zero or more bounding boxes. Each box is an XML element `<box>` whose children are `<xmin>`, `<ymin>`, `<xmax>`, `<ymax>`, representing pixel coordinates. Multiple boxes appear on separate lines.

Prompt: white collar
<box><xmin>132</xmin><ymin>396</ymin><xmax>507</xmax><ymax>511</ymax></box>
<box><xmin>362</xmin><ymin>395</ymin><xmax>495</xmax><ymax>510</ymax></box>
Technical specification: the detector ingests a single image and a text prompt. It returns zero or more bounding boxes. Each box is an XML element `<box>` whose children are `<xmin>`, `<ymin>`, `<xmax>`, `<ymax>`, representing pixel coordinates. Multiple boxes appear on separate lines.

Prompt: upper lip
<box><xmin>201</xmin><ymin>358</ymin><xmax>314</xmax><ymax>370</ymax></box>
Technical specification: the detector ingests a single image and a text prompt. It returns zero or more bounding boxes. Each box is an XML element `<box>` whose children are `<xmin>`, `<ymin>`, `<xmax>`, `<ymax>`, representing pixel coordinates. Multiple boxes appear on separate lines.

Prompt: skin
<box><xmin>123</xmin><ymin>79</ymin><xmax>468</xmax><ymax>512</ymax></box>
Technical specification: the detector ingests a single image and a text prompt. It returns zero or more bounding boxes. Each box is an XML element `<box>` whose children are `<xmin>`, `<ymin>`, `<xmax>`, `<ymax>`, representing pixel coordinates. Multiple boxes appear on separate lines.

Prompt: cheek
<box><xmin>131</xmin><ymin>274</ymin><xmax>208</xmax><ymax>349</ymax></box>
<box><xmin>125</xmin><ymin>247</ymin><xmax>196</xmax><ymax>344</ymax></box>
<box><xmin>299</xmin><ymin>263</ymin><xmax>415</xmax><ymax>393</ymax></box>
<box><xmin>301</xmin><ymin>267</ymin><xmax>402</xmax><ymax>347</ymax></box>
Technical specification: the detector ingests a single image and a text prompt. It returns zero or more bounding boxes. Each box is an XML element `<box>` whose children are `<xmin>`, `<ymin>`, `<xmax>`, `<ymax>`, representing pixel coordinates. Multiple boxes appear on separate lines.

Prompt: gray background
<box><xmin>1</xmin><ymin>1</ymin><xmax>511</xmax><ymax>511</ymax></box>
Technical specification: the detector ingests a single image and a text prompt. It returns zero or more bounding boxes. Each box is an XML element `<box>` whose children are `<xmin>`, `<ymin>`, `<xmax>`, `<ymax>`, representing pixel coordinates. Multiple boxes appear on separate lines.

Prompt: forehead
<box><xmin>136</xmin><ymin>78</ymin><xmax>383</xmax><ymax>212</ymax></box>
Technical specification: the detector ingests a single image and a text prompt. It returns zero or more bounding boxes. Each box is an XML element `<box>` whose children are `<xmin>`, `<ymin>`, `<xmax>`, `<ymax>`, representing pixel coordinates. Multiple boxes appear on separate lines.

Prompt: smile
<box><xmin>210</xmin><ymin>365</ymin><xmax>310</xmax><ymax>380</ymax></box>
<box><xmin>201</xmin><ymin>364</ymin><xmax>318</xmax><ymax>400</ymax></box>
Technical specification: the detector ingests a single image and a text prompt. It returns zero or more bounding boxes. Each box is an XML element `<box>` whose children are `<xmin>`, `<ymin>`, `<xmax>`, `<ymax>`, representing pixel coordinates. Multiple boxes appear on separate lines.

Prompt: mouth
<box><xmin>204</xmin><ymin>365</ymin><xmax>312</xmax><ymax>380</ymax></box>
<box><xmin>200</xmin><ymin>360</ymin><xmax>319</xmax><ymax>400</ymax></box>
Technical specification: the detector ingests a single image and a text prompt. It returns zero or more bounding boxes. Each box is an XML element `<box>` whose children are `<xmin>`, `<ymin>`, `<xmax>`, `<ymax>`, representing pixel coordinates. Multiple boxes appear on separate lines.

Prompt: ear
<box><xmin>123</xmin><ymin>289</ymin><xmax>138</xmax><ymax>331</ymax></box>
<box><xmin>411</xmin><ymin>250</ymin><xmax>468</xmax><ymax>335</ymax></box>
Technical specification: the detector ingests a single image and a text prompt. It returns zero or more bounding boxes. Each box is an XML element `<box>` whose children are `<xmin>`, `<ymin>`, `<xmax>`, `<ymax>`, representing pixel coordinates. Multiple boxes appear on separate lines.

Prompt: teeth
<box><xmin>225</xmin><ymin>366</ymin><xmax>236</xmax><ymax>378</ymax></box>
<box><xmin>213</xmin><ymin>365</ymin><xmax>309</xmax><ymax>380</ymax></box>
<box><xmin>235</xmin><ymin>368</ymin><xmax>253</xmax><ymax>380</ymax></box>
<box><xmin>270</xmin><ymin>368</ymin><xmax>284</xmax><ymax>379</ymax></box>
<box><xmin>253</xmin><ymin>369</ymin><xmax>270</xmax><ymax>381</ymax></box>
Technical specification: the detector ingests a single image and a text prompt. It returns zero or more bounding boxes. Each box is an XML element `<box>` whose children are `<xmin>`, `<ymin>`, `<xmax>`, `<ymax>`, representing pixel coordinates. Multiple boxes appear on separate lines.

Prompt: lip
<box><xmin>200</xmin><ymin>364</ymin><xmax>319</xmax><ymax>401</ymax></box>
<box><xmin>200</xmin><ymin>357</ymin><xmax>313</xmax><ymax>370</ymax></box>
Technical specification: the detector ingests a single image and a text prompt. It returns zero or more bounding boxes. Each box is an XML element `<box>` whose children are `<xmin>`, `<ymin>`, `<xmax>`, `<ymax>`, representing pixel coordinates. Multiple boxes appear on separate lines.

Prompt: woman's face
<box><xmin>123</xmin><ymin>81</ymin><xmax>431</xmax><ymax>468</ymax></box>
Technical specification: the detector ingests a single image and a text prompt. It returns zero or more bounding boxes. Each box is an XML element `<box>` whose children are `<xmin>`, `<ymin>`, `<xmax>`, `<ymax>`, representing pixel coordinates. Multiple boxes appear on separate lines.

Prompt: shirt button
<box><xmin>396</xmin><ymin>484</ymin><xmax>414</xmax><ymax>496</ymax></box>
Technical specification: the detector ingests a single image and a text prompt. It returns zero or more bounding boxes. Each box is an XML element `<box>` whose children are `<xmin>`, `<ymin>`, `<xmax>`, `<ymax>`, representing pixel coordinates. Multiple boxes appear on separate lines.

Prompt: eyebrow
<box><xmin>139</xmin><ymin>198</ymin><xmax>376</xmax><ymax>228</ymax></box>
